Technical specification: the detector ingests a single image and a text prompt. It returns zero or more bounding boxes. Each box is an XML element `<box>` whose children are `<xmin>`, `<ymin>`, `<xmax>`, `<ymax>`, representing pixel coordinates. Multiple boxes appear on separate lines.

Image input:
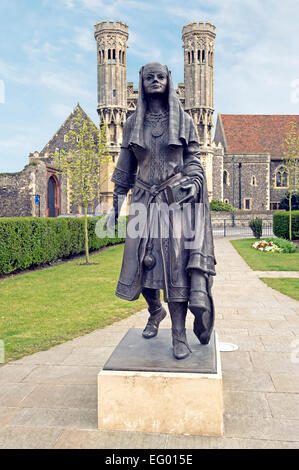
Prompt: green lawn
<box><xmin>260</xmin><ymin>278</ymin><xmax>299</xmax><ymax>301</ymax></box>
<box><xmin>0</xmin><ymin>244</ymin><xmax>146</xmax><ymax>363</ymax></box>
<box><xmin>230</xmin><ymin>238</ymin><xmax>299</xmax><ymax>271</ymax></box>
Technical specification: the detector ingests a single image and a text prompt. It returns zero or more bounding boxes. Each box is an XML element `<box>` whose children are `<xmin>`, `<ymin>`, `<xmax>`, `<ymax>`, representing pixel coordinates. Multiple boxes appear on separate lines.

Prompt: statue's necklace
<box><xmin>145</xmin><ymin>111</ymin><xmax>168</xmax><ymax>138</ymax></box>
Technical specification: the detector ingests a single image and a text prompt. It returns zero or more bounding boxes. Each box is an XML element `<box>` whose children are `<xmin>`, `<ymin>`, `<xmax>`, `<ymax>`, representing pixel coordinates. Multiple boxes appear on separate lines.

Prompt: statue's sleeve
<box><xmin>181</xmin><ymin>118</ymin><xmax>205</xmax><ymax>193</ymax></box>
<box><xmin>111</xmin><ymin>117</ymin><xmax>138</xmax><ymax>194</ymax></box>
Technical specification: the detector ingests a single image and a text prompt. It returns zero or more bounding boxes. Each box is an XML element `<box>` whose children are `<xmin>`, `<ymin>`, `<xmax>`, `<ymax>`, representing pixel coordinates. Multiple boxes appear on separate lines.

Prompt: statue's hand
<box><xmin>105</xmin><ymin>209</ymin><xmax>118</xmax><ymax>230</ymax></box>
<box><xmin>178</xmin><ymin>181</ymin><xmax>197</xmax><ymax>204</ymax></box>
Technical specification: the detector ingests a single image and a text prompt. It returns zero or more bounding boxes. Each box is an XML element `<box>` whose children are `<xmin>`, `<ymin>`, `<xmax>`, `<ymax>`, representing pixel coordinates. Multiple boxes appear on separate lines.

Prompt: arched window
<box><xmin>223</xmin><ymin>170</ymin><xmax>229</xmax><ymax>185</ymax></box>
<box><xmin>211</xmin><ymin>52</ymin><xmax>213</xmax><ymax>65</ymax></box>
<box><xmin>202</xmin><ymin>50</ymin><xmax>205</xmax><ymax>63</ymax></box>
<box><xmin>99</xmin><ymin>50</ymin><xmax>102</xmax><ymax>64</ymax></box>
<box><xmin>113</xmin><ymin>49</ymin><xmax>116</xmax><ymax>62</ymax></box>
<box><xmin>119</xmin><ymin>50</ymin><xmax>121</xmax><ymax>63</ymax></box>
<box><xmin>275</xmin><ymin>166</ymin><xmax>288</xmax><ymax>188</ymax></box>
<box><xmin>108</xmin><ymin>49</ymin><xmax>111</xmax><ymax>61</ymax></box>
<box><xmin>122</xmin><ymin>51</ymin><xmax>125</xmax><ymax>64</ymax></box>
<box><xmin>198</xmin><ymin>50</ymin><xmax>201</xmax><ymax>63</ymax></box>
<box><xmin>102</xmin><ymin>50</ymin><xmax>105</xmax><ymax>62</ymax></box>
<box><xmin>188</xmin><ymin>52</ymin><xmax>190</xmax><ymax>64</ymax></box>
<box><xmin>191</xmin><ymin>51</ymin><xmax>194</xmax><ymax>63</ymax></box>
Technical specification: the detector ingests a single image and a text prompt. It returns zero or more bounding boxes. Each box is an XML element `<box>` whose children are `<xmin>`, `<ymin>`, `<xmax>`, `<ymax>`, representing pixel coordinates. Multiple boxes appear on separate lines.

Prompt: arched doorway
<box><xmin>47</xmin><ymin>176</ymin><xmax>58</xmax><ymax>217</ymax></box>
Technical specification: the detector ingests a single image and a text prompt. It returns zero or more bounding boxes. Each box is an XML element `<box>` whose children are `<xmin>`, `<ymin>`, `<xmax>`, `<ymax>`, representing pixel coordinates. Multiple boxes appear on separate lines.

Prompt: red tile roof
<box><xmin>219</xmin><ymin>115</ymin><xmax>299</xmax><ymax>158</ymax></box>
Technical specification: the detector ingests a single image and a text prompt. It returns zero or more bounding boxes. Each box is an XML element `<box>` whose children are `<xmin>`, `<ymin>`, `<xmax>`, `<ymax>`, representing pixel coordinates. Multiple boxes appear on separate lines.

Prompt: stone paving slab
<box><xmin>256</xmin><ymin>271</ymin><xmax>299</xmax><ymax>278</ymax></box>
<box><xmin>54</xmin><ymin>429</ymin><xmax>168</xmax><ymax>449</ymax></box>
<box><xmin>0</xmin><ymin>426</ymin><xmax>63</xmax><ymax>449</ymax></box>
<box><xmin>9</xmin><ymin>407</ymin><xmax>97</xmax><ymax>430</ymax></box>
<box><xmin>0</xmin><ymin>237</ymin><xmax>298</xmax><ymax>449</ymax></box>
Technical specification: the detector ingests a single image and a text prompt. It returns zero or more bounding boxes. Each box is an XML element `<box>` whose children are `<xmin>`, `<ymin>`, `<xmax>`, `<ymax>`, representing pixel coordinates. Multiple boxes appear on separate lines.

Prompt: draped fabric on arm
<box><xmin>181</xmin><ymin>118</ymin><xmax>205</xmax><ymax>195</ymax></box>
<box><xmin>180</xmin><ymin>116</ymin><xmax>216</xmax><ymax>277</ymax></box>
<box><xmin>111</xmin><ymin>116</ymin><xmax>138</xmax><ymax>197</ymax></box>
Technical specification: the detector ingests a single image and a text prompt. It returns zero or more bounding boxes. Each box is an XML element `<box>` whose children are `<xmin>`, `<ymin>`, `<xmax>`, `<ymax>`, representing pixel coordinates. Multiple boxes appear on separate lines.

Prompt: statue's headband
<box><xmin>140</xmin><ymin>63</ymin><xmax>169</xmax><ymax>78</ymax></box>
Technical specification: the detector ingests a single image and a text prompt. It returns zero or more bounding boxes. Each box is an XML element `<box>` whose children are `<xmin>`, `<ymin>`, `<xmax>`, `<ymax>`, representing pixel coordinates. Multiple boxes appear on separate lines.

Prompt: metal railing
<box><xmin>212</xmin><ymin>219</ymin><xmax>273</xmax><ymax>238</ymax></box>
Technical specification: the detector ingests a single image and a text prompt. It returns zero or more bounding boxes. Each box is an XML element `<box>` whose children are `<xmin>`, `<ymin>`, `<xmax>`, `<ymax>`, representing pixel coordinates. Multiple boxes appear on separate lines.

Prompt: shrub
<box><xmin>0</xmin><ymin>216</ymin><xmax>126</xmax><ymax>275</ymax></box>
<box><xmin>249</xmin><ymin>217</ymin><xmax>263</xmax><ymax>239</ymax></box>
<box><xmin>273</xmin><ymin>211</ymin><xmax>299</xmax><ymax>240</ymax></box>
<box><xmin>210</xmin><ymin>200</ymin><xmax>234</xmax><ymax>211</ymax></box>
<box><xmin>265</xmin><ymin>237</ymin><xmax>297</xmax><ymax>253</ymax></box>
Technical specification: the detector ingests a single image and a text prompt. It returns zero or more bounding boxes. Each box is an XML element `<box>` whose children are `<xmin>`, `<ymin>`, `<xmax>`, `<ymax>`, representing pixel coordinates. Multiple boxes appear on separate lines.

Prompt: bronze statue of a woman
<box><xmin>106</xmin><ymin>62</ymin><xmax>216</xmax><ymax>360</ymax></box>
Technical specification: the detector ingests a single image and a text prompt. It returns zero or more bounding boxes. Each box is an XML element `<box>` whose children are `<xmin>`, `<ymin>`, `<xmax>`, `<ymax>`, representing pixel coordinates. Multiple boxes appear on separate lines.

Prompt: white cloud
<box><xmin>73</xmin><ymin>28</ymin><xmax>94</xmax><ymax>52</ymax></box>
<box><xmin>23</xmin><ymin>41</ymin><xmax>61</xmax><ymax>62</ymax></box>
<box><xmin>0</xmin><ymin>58</ymin><xmax>31</xmax><ymax>85</ymax></box>
<box><xmin>62</xmin><ymin>0</ymin><xmax>75</xmax><ymax>8</ymax></box>
<box><xmin>39</xmin><ymin>72</ymin><xmax>92</xmax><ymax>98</ymax></box>
<box><xmin>50</xmin><ymin>103</ymin><xmax>73</xmax><ymax>119</ymax></box>
<box><xmin>0</xmin><ymin>80</ymin><xmax>5</xmax><ymax>103</ymax></box>
<box><xmin>128</xmin><ymin>31</ymin><xmax>162</xmax><ymax>62</ymax></box>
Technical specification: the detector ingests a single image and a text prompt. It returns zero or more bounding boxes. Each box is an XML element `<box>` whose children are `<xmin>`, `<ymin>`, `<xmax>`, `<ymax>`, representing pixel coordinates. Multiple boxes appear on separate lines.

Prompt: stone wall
<box><xmin>223</xmin><ymin>153</ymin><xmax>270</xmax><ymax>211</ymax></box>
<box><xmin>0</xmin><ymin>160</ymin><xmax>69</xmax><ymax>218</ymax></box>
<box><xmin>0</xmin><ymin>164</ymin><xmax>37</xmax><ymax>217</ymax></box>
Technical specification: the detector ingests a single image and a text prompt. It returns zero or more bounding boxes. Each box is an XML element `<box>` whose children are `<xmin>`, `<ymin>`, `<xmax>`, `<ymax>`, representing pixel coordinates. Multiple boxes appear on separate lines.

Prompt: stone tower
<box><xmin>182</xmin><ymin>21</ymin><xmax>216</xmax><ymax>197</ymax></box>
<box><xmin>182</xmin><ymin>21</ymin><xmax>216</xmax><ymax>146</ymax></box>
<box><xmin>94</xmin><ymin>20</ymin><xmax>129</xmax><ymax>209</ymax></box>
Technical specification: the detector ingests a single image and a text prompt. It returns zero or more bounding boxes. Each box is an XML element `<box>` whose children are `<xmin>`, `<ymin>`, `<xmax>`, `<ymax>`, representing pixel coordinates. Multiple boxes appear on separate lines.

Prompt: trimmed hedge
<box><xmin>210</xmin><ymin>200</ymin><xmax>234</xmax><ymax>211</ymax></box>
<box><xmin>273</xmin><ymin>211</ymin><xmax>299</xmax><ymax>240</ymax></box>
<box><xmin>0</xmin><ymin>217</ymin><xmax>125</xmax><ymax>275</ymax></box>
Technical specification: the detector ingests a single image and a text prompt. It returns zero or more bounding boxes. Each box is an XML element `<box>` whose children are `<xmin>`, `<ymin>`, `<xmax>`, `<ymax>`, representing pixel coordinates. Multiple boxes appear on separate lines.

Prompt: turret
<box><xmin>182</xmin><ymin>21</ymin><xmax>216</xmax><ymax>146</ymax></box>
<box><xmin>94</xmin><ymin>19</ymin><xmax>129</xmax><ymax>147</ymax></box>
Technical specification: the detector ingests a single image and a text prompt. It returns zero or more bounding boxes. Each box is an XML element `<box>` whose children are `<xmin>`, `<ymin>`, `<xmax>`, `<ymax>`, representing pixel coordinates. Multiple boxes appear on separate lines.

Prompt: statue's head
<box><xmin>141</xmin><ymin>62</ymin><xmax>168</xmax><ymax>98</ymax></box>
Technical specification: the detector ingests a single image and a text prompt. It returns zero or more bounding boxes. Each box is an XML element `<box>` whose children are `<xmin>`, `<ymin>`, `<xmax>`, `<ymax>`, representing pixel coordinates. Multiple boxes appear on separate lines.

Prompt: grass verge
<box><xmin>230</xmin><ymin>238</ymin><xmax>299</xmax><ymax>271</ymax></box>
<box><xmin>0</xmin><ymin>244</ymin><xmax>146</xmax><ymax>363</ymax></box>
<box><xmin>260</xmin><ymin>278</ymin><xmax>299</xmax><ymax>301</ymax></box>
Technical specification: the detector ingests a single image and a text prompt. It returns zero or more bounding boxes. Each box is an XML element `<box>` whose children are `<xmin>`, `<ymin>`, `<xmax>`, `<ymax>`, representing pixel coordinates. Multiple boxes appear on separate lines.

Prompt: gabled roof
<box><xmin>216</xmin><ymin>114</ymin><xmax>299</xmax><ymax>158</ymax></box>
<box><xmin>39</xmin><ymin>103</ymin><xmax>98</xmax><ymax>157</ymax></box>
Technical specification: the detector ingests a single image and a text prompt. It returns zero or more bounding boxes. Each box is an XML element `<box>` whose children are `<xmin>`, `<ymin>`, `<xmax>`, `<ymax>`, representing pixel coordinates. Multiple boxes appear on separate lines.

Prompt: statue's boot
<box><xmin>142</xmin><ymin>288</ymin><xmax>167</xmax><ymax>339</ymax></box>
<box><xmin>168</xmin><ymin>301</ymin><xmax>192</xmax><ymax>360</ymax></box>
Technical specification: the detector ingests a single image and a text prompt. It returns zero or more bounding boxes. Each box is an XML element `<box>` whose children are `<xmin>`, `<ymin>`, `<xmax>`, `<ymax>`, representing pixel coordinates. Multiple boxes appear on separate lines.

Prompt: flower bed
<box><xmin>251</xmin><ymin>240</ymin><xmax>283</xmax><ymax>253</ymax></box>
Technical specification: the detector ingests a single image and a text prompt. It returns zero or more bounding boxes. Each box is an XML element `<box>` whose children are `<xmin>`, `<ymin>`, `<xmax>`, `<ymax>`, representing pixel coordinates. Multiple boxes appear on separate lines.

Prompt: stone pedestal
<box><xmin>98</xmin><ymin>328</ymin><xmax>223</xmax><ymax>436</ymax></box>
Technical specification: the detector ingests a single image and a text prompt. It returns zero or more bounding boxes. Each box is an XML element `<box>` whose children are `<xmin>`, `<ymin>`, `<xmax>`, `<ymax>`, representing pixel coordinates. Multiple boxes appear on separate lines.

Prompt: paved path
<box><xmin>0</xmin><ymin>238</ymin><xmax>299</xmax><ymax>449</ymax></box>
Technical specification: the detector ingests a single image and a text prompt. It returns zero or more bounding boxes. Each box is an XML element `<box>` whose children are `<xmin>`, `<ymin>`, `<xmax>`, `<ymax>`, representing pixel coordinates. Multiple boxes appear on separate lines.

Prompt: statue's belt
<box><xmin>134</xmin><ymin>172</ymin><xmax>183</xmax><ymax>200</ymax></box>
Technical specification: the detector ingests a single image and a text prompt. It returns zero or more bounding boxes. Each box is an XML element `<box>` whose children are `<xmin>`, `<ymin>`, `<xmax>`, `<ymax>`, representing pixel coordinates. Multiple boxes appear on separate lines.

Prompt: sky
<box><xmin>0</xmin><ymin>0</ymin><xmax>298</xmax><ymax>172</ymax></box>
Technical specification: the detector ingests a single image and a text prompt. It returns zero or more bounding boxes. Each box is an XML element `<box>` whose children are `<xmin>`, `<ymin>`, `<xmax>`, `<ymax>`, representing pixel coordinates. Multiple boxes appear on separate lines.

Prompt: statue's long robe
<box><xmin>111</xmin><ymin>111</ymin><xmax>216</xmax><ymax>303</ymax></box>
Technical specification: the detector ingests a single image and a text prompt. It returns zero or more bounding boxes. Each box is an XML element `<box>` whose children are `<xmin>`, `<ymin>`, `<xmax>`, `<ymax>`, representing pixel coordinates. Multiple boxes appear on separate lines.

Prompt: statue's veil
<box><xmin>128</xmin><ymin>62</ymin><xmax>199</xmax><ymax>149</ymax></box>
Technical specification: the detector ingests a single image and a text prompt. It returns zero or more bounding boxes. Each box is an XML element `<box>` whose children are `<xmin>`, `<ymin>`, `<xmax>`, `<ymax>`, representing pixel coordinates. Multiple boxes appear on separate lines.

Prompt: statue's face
<box><xmin>142</xmin><ymin>64</ymin><xmax>168</xmax><ymax>97</ymax></box>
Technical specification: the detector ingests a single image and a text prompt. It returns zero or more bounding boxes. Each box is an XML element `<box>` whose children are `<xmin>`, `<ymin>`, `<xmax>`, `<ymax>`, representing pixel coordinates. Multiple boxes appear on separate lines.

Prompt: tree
<box><xmin>281</xmin><ymin>121</ymin><xmax>299</xmax><ymax>240</ymax></box>
<box><xmin>53</xmin><ymin>107</ymin><xmax>111</xmax><ymax>264</ymax></box>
